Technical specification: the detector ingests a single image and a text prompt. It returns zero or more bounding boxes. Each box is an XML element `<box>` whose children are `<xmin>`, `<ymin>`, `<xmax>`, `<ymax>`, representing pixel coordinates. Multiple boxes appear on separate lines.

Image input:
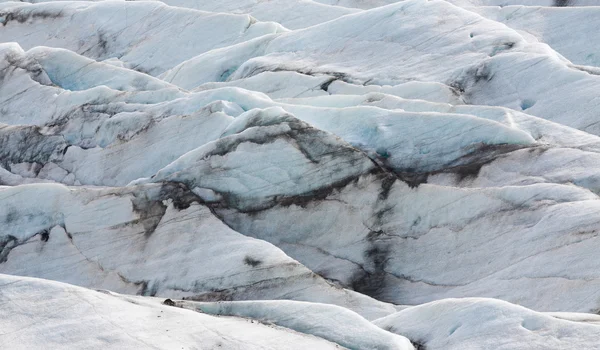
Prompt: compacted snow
<box><xmin>1</xmin><ymin>0</ymin><xmax>600</xmax><ymax>348</ymax></box>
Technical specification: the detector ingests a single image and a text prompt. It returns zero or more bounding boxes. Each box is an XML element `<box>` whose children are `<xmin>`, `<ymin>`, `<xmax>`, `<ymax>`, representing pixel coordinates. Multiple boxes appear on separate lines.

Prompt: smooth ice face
<box><xmin>133</xmin><ymin>0</ymin><xmax>359</xmax><ymax>30</ymax></box>
<box><xmin>0</xmin><ymin>274</ymin><xmax>348</xmax><ymax>350</ymax></box>
<box><xmin>0</xmin><ymin>1</ymin><xmax>286</xmax><ymax>75</ymax></box>
<box><xmin>374</xmin><ymin>298</ymin><xmax>600</xmax><ymax>350</ymax></box>
<box><xmin>2</xmin><ymin>0</ymin><xmax>600</xmax><ymax>348</ymax></box>
<box><xmin>181</xmin><ymin>299</ymin><xmax>415</xmax><ymax>350</ymax></box>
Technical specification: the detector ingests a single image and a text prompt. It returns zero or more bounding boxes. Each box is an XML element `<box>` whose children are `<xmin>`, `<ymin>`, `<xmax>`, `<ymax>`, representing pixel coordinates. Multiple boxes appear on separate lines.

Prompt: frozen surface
<box><xmin>0</xmin><ymin>274</ymin><xmax>346</xmax><ymax>349</ymax></box>
<box><xmin>180</xmin><ymin>299</ymin><xmax>414</xmax><ymax>350</ymax></box>
<box><xmin>0</xmin><ymin>1</ymin><xmax>285</xmax><ymax>75</ymax></box>
<box><xmin>374</xmin><ymin>298</ymin><xmax>600</xmax><ymax>349</ymax></box>
<box><xmin>2</xmin><ymin>0</ymin><xmax>600</xmax><ymax>348</ymax></box>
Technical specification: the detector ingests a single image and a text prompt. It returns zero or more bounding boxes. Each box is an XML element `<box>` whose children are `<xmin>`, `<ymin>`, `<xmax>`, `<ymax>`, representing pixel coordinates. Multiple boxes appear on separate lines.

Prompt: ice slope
<box><xmin>459</xmin><ymin>5</ymin><xmax>600</xmax><ymax>67</ymax></box>
<box><xmin>186</xmin><ymin>298</ymin><xmax>600</xmax><ymax>349</ymax></box>
<box><xmin>0</xmin><ymin>0</ymin><xmax>356</xmax><ymax>29</ymax></box>
<box><xmin>447</xmin><ymin>0</ymin><xmax>599</xmax><ymax>6</ymax></box>
<box><xmin>0</xmin><ymin>183</ymin><xmax>398</xmax><ymax>320</ymax></box>
<box><xmin>312</xmin><ymin>0</ymin><xmax>401</xmax><ymax>9</ymax></box>
<box><xmin>0</xmin><ymin>44</ymin><xmax>538</xmax><ymax>185</ymax></box>
<box><xmin>206</xmin><ymin>170</ymin><xmax>600</xmax><ymax>312</ymax></box>
<box><xmin>374</xmin><ymin>298</ymin><xmax>600</xmax><ymax>349</ymax></box>
<box><xmin>0</xmin><ymin>274</ymin><xmax>347</xmax><ymax>349</ymax></box>
<box><xmin>3</xmin><ymin>12</ymin><xmax>600</xmax><ymax>313</ymax></box>
<box><xmin>160</xmin><ymin>0</ymin><xmax>600</xmax><ymax>135</ymax></box>
<box><xmin>6</xmin><ymin>79</ymin><xmax>600</xmax><ymax>313</ymax></box>
<box><xmin>20</xmin><ymin>0</ymin><xmax>599</xmax><ymax>8</ymax></box>
<box><xmin>0</xmin><ymin>1</ymin><xmax>285</xmax><ymax>75</ymax></box>
<box><xmin>4</xmin><ymin>274</ymin><xmax>599</xmax><ymax>350</ymax></box>
<box><xmin>130</xmin><ymin>0</ymin><xmax>358</xmax><ymax>30</ymax></box>
<box><xmin>2</xmin><ymin>0</ymin><xmax>600</xmax><ymax>348</ymax></box>
<box><xmin>179</xmin><ymin>299</ymin><xmax>414</xmax><ymax>350</ymax></box>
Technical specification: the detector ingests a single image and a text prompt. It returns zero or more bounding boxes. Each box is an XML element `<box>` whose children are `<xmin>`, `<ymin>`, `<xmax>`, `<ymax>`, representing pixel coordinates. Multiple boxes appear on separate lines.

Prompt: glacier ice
<box><xmin>2</xmin><ymin>0</ymin><xmax>600</xmax><ymax>348</ymax></box>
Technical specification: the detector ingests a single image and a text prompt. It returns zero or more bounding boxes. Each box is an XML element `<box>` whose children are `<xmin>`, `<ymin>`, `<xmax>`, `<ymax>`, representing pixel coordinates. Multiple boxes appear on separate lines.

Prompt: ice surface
<box><xmin>0</xmin><ymin>274</ymin><xmax>346</xmax><ymax>349</ymax></box>
<box><xmin>0</xmin><ymin>183</ymin><xmax>398</xmax><ymax>320</ymax></box>
<box><xmin>0</xmin><ymin>1</ymin><xmax>286</xmax><ymax>75</ymax></box>
<box><xmin>374</xmin><ymin>298</ymin><xmax>600</xmax><ymax>349</ymax></box>
<box><xmin>2</xmin><ymin>0</ymin><xmax>600</xmax><ymax>348</ymax></box>
<box><xmin>185</xmin><ymin>299</ymin><xmax>415</xmax><ymax>349</ymax></box>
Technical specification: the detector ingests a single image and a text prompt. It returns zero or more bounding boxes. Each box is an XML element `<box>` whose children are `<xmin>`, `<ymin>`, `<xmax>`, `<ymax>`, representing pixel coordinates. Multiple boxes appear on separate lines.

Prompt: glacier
<box><xmin>2</xmin><ymin>0</ymin><xmax>600</xmax><ymax>348</ymax></box>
